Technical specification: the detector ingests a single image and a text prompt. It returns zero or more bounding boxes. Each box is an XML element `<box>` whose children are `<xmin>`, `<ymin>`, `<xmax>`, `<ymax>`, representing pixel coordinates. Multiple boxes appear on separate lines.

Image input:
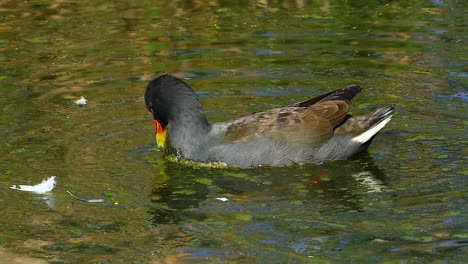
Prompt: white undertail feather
<box><xmin>351</xmin><ymin>116</ymin><xmax>392</xmax><ymax>144</ymax></box>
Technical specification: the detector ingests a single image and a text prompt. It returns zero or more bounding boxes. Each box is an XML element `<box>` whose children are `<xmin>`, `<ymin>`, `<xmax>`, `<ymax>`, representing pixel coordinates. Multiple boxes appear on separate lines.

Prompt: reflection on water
<box><xmin>148</xmin><ymin>153</ymin><xmax>389</xmax><ymax>226</ymax></box>
<box><xmin>149</xmin><ymin>158</ymin><xmax>387</xmax><ymax>224</ymax></box>
<box><xmin>0</xmin><ymin>0</ymin><xmax>466</xmax><ymax>263</ymax></box>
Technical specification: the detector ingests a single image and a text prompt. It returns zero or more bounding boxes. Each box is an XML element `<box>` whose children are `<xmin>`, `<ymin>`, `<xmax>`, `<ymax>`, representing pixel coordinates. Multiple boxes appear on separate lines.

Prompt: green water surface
<box><xmin>0</xmin><ymin>0</ymin><xmax>466</xmax><ymax>263</ymax></box>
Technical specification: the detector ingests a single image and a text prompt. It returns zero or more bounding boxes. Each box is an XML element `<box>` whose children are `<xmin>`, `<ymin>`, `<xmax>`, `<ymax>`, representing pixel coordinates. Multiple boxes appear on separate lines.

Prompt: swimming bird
<box><xmin>145</xmin><ymin>74</ymin><xmax>395</xmax><ymax>168</ymax></box>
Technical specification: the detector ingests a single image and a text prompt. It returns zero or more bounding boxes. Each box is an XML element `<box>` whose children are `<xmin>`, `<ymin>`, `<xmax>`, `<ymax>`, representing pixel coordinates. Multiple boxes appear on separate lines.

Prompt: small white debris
<box><xmin>74</xmin><ymin>96</ymin><xmax>87</xmax><ymax>106</ymax></box>
<box><xmin>10</xmin><ymin>176</ymin><xmax>56</xmax><ymax>194</ymax></box>
<box><xmin>216</xmin><ymin>197</ymin><xmax>229</xmax><ymax>202</ymax></box>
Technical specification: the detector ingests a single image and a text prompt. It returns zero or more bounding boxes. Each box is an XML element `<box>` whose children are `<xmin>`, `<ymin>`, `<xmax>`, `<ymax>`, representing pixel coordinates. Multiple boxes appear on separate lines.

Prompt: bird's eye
<box><xmin>147</xmin><ymin>102</ymin><xmax>153</xmax><ymax>114</ymax></box>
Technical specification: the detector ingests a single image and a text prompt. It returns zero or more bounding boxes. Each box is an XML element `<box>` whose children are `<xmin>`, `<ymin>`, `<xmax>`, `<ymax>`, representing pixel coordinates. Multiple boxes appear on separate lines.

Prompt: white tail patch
<box><xmin>352</xmin><ymin>116</ymin><xmax>392</xmax><ymax>144</ymax></box>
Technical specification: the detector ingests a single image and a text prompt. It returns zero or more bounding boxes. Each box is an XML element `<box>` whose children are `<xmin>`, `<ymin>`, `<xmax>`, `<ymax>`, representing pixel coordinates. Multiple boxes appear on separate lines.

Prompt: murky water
<box><xmin>0</xmin><ymin>0</ymin><xmax>466</xmax><ymax>263</ymax></box>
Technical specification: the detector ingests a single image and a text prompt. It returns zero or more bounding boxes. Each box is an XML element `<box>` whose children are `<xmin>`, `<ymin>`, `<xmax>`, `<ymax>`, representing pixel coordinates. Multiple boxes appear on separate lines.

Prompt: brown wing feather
<box><xmin>225</xmin><ymin>86</ymin><xmax>361</xmax><ymax>144</ymax></box>
<box><xmin>288</xmin><ymin>85</ymin><xmax>362</xmax><ymax>107</ymax></box>
<box><xmin>225</xmin><ymin>100</ymin><xmax>350</xmax><ymax>144</ymax></box>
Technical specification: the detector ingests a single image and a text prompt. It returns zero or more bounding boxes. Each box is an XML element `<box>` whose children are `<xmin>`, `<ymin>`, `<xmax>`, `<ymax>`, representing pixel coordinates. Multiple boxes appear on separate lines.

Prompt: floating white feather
<box><xmin>10</xmin><ymin>176</ymin><xmax>56</xmax><ymax>194</ymax></box>
<box><xmin>74</xmin><ymin>96</ymin><xmax>87</xmax><ymax>106</ymax></box>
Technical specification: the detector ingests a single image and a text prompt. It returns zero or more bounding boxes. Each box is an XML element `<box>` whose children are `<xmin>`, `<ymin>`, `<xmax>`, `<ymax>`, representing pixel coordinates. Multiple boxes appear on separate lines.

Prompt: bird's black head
<box><xmin>145</xmin><ymin>75</ymin><xmax>170</xmax><ymax>129</ymax></box>
<box><xmin>144</xmin><ymin>74</ymin><xmax>208</xmax><ymax>148</ymax></box>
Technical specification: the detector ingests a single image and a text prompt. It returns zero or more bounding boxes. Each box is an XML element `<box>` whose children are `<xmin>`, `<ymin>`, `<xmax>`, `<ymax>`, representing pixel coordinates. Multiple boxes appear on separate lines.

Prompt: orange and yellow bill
<box><xmin>153</xmin><ymin>120</ymin><xmax>167</xmax><ymax>148</ymax></box>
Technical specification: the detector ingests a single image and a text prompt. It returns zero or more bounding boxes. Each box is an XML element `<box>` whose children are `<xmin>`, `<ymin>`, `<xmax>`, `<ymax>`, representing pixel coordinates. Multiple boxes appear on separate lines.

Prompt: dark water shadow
<box><xmin>146</xmin><ymin>153</ymin><xmax>389</xmax><ymax>225</ymax></box>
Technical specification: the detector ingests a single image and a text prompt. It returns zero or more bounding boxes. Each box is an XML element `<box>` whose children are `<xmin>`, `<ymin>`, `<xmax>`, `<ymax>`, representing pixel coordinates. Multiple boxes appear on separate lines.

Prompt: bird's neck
<box><xmin>167</xmin><ymin>104</ymin><xmax>212</xmax><ymax>160</ymax></box>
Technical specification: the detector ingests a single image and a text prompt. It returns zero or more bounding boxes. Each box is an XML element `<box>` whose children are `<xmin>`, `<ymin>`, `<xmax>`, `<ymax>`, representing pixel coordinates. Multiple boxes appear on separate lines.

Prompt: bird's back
<box><xmin>204</xmin><ymin>85</ymin><xmax>394</xmax><ymax>168</ymax></box>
